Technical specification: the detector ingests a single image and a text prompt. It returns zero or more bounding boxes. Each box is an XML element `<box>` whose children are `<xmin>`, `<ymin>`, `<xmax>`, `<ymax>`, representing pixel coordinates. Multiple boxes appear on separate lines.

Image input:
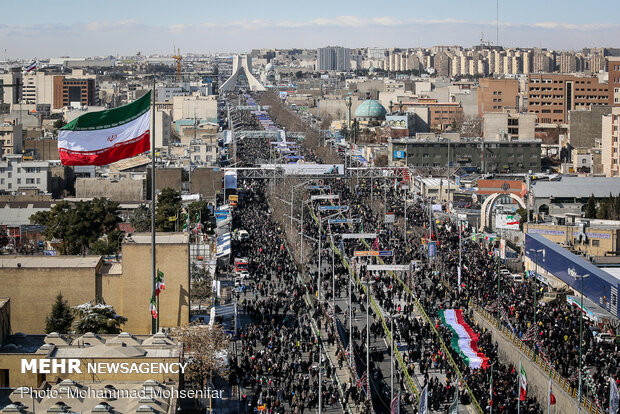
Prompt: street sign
<box><xmin>318</xmin><ymin>205</ymin><xmax>349</xmax><ymax>211</ymax></box>
<box><xmin>311</xmin><ymin>195</ymin><xmax>340</xmax><ymax>200</ymax></box>
<box><xmin>328</xmin><ymin>218</ymin><xmax>362</xmax><ymax>224</ymax></box>
<box><xmin>367</xmin><ymin>265</ymin><xmax>409</xmax><ymax>271</ymax></box>
<box><xmin>354</xmin><ymin>250</ymin><xmax>393</xmax><ymax>257</ymax></box>
<box><xmin>341</xmin><ymin>233</ymin><xmax>377</xmax><ymax>239</ymax></box>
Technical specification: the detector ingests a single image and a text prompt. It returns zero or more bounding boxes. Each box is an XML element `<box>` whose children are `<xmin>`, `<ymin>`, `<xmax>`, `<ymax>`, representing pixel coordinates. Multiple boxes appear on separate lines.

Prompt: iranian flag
<box><xmin>438</xmin><ymin>309</ymin><xmax>489</xmax><ymax>369</ymax></box>
<box><xmin>519</xmin><ymin>362</ymin><xmax>528</xmax><ymax>401</ymax></box>
<box><xmin>150</xmin><ymin>296</ymin><xmax>158</xmax><ymax>319</ymax></box>
<box><xmin>58</xmin><ymin>91</ymin><xmax>151</xmax><ymax>166</ymax></box>
<box><xmin>155</xmin><ymin>270</ymin><xmax>166</xmax><ymax>296</ymax></box>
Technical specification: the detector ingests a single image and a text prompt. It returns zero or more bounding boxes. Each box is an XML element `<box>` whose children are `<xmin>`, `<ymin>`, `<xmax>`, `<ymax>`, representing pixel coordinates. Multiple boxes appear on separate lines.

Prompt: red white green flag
<box><xmin>150</xmin><ymin>296</ymin><xmax>158</xmax><ymax>319</ymax></box>
<box><xmin>519</xmin><ymin>362</ymin><xmax>528</xmax><ymax>401</ymax></box>
<box><xmin>58</xmin><ymin>91</ymin><xmax>151</xmax><ymax>166</ymax></box>
<box><xmin>156</xmin><ymin>270</ymin><xmax>166</xmax><ymax>295</ymax></box>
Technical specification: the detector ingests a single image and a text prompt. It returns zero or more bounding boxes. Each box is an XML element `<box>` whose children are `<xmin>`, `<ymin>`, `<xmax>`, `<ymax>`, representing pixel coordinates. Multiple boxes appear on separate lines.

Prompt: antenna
<box><xmin>496</xmin><ymin>0</ymin><xmax>499</xmax><ymax>46</ymax></box>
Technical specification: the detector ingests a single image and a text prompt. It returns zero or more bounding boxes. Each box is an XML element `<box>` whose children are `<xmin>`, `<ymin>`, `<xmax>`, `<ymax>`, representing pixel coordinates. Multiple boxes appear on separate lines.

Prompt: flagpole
<box><xmin>517</xmin><ymin>359</ymin><xmax>521</xmax><ymax>414</ymax></box>
<box><xmin>151</xmin><ymin>75</ymin><xmax>157</xmax><ymax>335</ymax></box>
<box><xmin>547</xmin><ymin>377</ymin><xmax>551</xmax><ymax>414</ymax></box>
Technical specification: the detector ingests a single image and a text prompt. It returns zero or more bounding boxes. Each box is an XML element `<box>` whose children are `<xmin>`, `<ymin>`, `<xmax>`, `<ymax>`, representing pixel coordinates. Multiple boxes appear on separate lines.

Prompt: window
<box><xmin>592</xmin><ymin>240</ymin><xmax>600</xmax><ymax>247</ymax></box>
<box><xmin>16</xmin><ymin>178</ymin><xmax>20</xmax><ymax>184</ymax></box>
<box><xmin>36</xmin><ymin>178</ymin><xmax>40</xmax><ymax>184</ymax></box>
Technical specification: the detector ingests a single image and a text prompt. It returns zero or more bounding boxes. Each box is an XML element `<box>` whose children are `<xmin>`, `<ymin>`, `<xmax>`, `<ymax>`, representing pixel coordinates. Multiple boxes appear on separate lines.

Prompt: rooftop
<box><xmin>0</xmin><ymin>256</ymin><xmax>101</xmax><ymax>269</ymax></box>
<box><xmin>124</xmin><ymin>233</ymin><xmax>189</xmax><ymax>245</ymax></box>
<box><xmin>532</xmin><ymin>177</ymin><xmax>620</xmax><ymax>198</ymax></box>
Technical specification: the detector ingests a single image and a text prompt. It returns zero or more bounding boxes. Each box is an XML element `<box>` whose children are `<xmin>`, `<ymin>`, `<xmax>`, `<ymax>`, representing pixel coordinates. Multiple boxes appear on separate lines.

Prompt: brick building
<box><xmin>477</xmin><ymin>78</ymin><xmax>519</xmax><ymax>116</ymax></box>
<box><xmin>52</xmin><ymin>76</ymin><xmax>96</xmax><ymax>109</ymax></box>
<box><xmin>527</xmin><ymin>74</ymin><xmax>610</xmax><ymax>124</ymax></box>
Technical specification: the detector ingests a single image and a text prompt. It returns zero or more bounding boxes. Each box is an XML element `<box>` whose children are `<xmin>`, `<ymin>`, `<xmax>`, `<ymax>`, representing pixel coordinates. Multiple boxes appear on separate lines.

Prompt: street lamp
<box><xmin>527</xmin><ymin>248</ymin><xmax>545</xmax><ymax>329</ymax></box>
<box><xmin>572</xmin><ymin>270</ymin><xmax>590</xmax><ymax>414</ymax></box>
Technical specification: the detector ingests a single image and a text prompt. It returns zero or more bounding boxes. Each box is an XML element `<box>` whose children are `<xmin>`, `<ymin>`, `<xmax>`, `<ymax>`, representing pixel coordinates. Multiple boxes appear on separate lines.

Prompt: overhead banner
<box><xmin>318</xmin><ymin>205</ymin><xmax>349</xmax><ymax>211</ymax></box>
<box><xmin>354</xmin><ymin>250</ymin><xmax>394</xmax><ymax>257</ymax></box>
<box><xmin>307</xmin><ymin>185</ymin><xmax>331</xmax><ymax>190</ymax></box>
<box><xmin>367</xmin><ymin>265</ymin><xmax>409</xmax><ymax>271</ymax></box>
<box><xmin>261</xmin><ymin>163</ymin><xmax>344</xmax><ymax>175</ymax></box>
<box><xmin>341</xmin><ymin>233</ymin><xmax>377</xmax><ymax>239</ymax></box>
<box><xmin>329</xmin><ymin>218</ymin><xmax>361</xmax><ymax>224</ymax></box>
<box><xmin>311</xmin><ymin>195</ymin><xmax>340</xmax><ymax>200</ymax></box>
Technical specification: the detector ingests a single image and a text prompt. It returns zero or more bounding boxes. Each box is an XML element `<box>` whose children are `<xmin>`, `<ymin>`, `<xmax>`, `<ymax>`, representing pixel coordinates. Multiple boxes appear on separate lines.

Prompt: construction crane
<box><xmin>172</xmin><ymin>47</ymin><xmax>182</xmax><ymax>82</ymax></box>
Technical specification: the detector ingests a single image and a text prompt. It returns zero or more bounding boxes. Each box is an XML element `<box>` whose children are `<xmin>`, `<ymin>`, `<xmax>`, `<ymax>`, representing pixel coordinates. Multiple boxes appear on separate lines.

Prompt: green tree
<box><xmin>130</xmin><ymin>204</ymin><xmax>151</xmax><ymax>232</ymax></box>
<box><xmin>584</xmin><ymin>195</ymin><xmax>597</xmax><ymax>218</ymax></box>
<box><xmin>515</xmin><ymin>207</ymin><xmax>529</xmax><ymax>230</ymax></box>
<box><xmin>190</xmin><ymin>280</ymin><xmax>212</xmax><ymax>312</ymax></box>
<box><xmin>53</xmin><ymin>119</ymin><xmax>67</xmax><ymax>130</ymax></box>
<box><xmin>45</xmin><ymin>293</ymin><xmax>74</xmax><ymax>334</ymax></box>
<box><xmin>72</xmin><ymin>301</ymin><xmax>127</xmax><ymax>334</ymax></box>
<box><xmin>155</xmin><ymin>188</ymin><xmax>182</xmax><ymax>231</ymax></box>
<box><xmin>186</xmin><ymin>201</ymin><xmax>214</xmax><ymax>234</ymax></box>
<box><xmin>89</xmin><ymin>229</ymin><xmax>123</xmax><ymax>256</ymax></box>
<box><xmin>30</xmin><ymin>198</ymin><xmax>121</xmax><ymax>255</ymax></box>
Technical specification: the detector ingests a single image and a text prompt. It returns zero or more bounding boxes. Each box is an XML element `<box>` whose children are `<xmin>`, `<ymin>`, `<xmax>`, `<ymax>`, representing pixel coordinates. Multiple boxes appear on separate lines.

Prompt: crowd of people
<box><xmin>222</xmin><ymin>91</ymin><xmax>619</xmax><ymax>413</ymax></box>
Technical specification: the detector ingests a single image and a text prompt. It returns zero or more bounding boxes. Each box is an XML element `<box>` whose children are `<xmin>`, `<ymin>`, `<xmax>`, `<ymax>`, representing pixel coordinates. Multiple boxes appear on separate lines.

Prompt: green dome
<box><xmin>354</xmin><ymin>99</ymin><xmax>387</xmax><ymax>119</ymax></box>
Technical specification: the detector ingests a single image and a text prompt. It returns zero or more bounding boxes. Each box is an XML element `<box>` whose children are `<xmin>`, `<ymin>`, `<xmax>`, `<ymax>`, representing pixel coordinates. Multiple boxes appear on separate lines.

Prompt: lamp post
<box><xmin>573</xmin><ymin>271</ymin><xmax>590</xmax><ymax>414</ymax></box>
<box><xmin>528</xmin><ymin>249</ymin><xmax>544</xmax><ymax>330</ymax></box>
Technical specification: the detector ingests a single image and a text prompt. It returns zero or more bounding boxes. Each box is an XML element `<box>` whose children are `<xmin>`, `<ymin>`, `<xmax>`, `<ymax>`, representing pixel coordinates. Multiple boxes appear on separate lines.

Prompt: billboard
<box><xmin>452</xmin><ymin>192</ymin><xmax>479</xmax><ymax>209</ymax></box>
<box><xmin>261</xmin><ymin>163</ymin><xmax>344</xmax><ymax>175</ymax></box>
<box><xmin>496</xmin><ymin>214</ymin><xmax>520</xmax><ymax>230</ymax></box>
<box><xmin>393</xmin><ymin>150</ymin><xmax>406</xmax><ymax>159</ymax></box>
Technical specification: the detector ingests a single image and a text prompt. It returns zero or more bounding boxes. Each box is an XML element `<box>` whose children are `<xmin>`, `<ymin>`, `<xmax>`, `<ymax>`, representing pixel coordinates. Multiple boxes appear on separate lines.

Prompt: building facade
<box><xmin>388</xmin><ymin>137</ymin><xmax>541</xmax><ymax>173</ymax></box>
<box><xmin>483</xmin><ymin>111</ymin><xmax>536</xmax><ymax>140</ymax></box>
<box><xmin>527</xmin><ymin>73</ymin><xmax>610</xmax><ymax>124</ymax></box>
<box><xmin>52</xmin><ymin>77</ymin><xmax>97</xmax><ymax>109</ymax></box>
<box><xmin>477</xmin><ymin>78</ymin><xmax>519</xmax><ymax>116</ymax></box>
<box><xmin>602</xmin><ymin>107</ymin><xmax>620</xmax><ymax>177</ymax></box>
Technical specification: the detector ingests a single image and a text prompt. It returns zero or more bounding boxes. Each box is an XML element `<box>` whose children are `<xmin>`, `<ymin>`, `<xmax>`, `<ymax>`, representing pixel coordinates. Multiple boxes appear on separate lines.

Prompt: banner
<box><xmin>367</xmin><ymin>265</ymin><xmax>410</xmax><ymax>271</ymax></box>
<box><xmin>311</xmin><ymin>195</ymin><xmax>340</xmax><ymax>200</ymax></box>
<box><xmin>354</xmin><ymin>250</ymin><xmax>393</xmax><ymax>257</ymax></box>
<box><xmin>384</xmin><ymin>213</ymin><xmax>395</xmax><ymax>223</ymax></box>
<box><xmin>329</xmin><ymin>218</ymin><xmax>361</xmax><ymax>224</ymax></box>
<box><xmin>341</xmin><ymin>233</ymin><xmax>377</xmax><ymax>239</ymax></box>
<box><xmin>318</xmin><ymin>205</ymin><xmax>349</xmax><ymax>211</ymax></box>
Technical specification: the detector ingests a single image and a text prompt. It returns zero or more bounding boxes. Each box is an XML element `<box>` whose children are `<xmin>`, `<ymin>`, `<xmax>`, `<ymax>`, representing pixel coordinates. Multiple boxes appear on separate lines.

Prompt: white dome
<box><xmin>265</xmin><ymin>63</ymin><xmax>274</xmax><ymax>72</ymax></box>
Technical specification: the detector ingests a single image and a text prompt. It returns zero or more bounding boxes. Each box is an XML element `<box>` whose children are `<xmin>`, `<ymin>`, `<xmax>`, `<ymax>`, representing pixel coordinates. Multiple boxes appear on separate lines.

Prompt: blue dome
<box><xmin>354</xmin><ymin>99</ymin><xmax>387</xmax><ymax>119</ymax></box>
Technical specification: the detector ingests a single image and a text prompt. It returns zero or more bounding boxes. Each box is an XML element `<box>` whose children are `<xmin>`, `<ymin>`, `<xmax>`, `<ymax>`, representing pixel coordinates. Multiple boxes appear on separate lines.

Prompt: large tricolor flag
<box><xmin>438</xmin><ymin>309</ymin><xmax>489</xmax><ymax>369</ymax></box>
<box><xmin>58</xmin><ymin>91</ymin><xmax>151</xmax><ymax>166</ymax></box>
<box><xmin>519</xmin><ymin>362</ymin><xmax>528</xmax><ymax>401</ymax></box>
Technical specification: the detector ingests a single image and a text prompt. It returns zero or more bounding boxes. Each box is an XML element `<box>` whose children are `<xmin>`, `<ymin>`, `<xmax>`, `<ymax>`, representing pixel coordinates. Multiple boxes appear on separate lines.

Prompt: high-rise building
<box><xmin>317</xmin><ymin>46</ymin><xmax>351</xmax><ymax>71</ymax></box>
<box><xmin>601</xmin><ymin>108</ymin><xmax>620</xmax><ymax>176</ymax></box>
<box><xmin>609</xmin><ymin>57</ymin><xmax>620</xmax><ymax>106</ymax></box>
<box><xmin>527</xmin><ymin>73</ymin><xmax>610</xmax><ymax>124</ymax></box>
<box><xmin>52</xmin><ymin>77</ymin><xmax>97</xmax><ymax>109</ymax></box>
<box><xmin>0</xmin><ymin>71</ymin><xmax>22</xmax><ymax>105</ymax></box>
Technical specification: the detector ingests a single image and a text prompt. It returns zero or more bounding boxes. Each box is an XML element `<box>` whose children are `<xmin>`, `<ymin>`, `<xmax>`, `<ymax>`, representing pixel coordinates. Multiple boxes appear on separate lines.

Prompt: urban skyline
<box><xmin>2</xmin><ymin>0</ymin><xmax>620</xmax><ymax>58</ymax></box>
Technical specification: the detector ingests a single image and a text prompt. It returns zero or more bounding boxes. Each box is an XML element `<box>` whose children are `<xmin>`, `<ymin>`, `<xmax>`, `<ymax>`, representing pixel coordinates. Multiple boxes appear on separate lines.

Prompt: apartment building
<box><xmin>483</xmin><ymin>110</ymin><xmax>536</xmax><ymax>140</ymax></box>
<box><xmin>0</xmin><ymin>155</ymin><xmax>49</xmax><ymax>193</ymax></box>
<box><xmin>402</xmin><ymin>99</ymin><xmax>464</xmax><ymax>131</ymax></box>
<box><xmin>0</xmin><ymin>121</ymin><xmax>22</xmax><ymax>156</ymax></box>
<box><xmin>601</xmin><ymin>107</ymin><xmax>620</xmax><ymax>177</ymax></box>
<box><xmin>527</xmin><ymin>73</ymin><xmax>610</xmax><ymax>124</ymax></box>
<box><xmin>478</xmin><ymin>78</ymin><xmax>519</xmax><ymax>116</ymax></box>
<box><xmin>609</xmin><ymin>57</ymin><xmax>620</xmax><ymax>106</ymax></box>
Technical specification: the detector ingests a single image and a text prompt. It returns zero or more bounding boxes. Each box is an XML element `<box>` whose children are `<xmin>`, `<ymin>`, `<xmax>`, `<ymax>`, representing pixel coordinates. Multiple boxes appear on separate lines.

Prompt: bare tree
<box><xmin>171</xmin><ymin>323</ymin><xmax>230</xmax><ymax>388</ymax></box>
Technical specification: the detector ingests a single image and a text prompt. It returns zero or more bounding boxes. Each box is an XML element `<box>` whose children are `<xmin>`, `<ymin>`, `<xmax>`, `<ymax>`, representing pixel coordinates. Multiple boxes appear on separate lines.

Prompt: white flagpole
<box><xmin>151</xmin><ymin>77</ymin><xmax>157</xmax><ymax>334</ymax></box>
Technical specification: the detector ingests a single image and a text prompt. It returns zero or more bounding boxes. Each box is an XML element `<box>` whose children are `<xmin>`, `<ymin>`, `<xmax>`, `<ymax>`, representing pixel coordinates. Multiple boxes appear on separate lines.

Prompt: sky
<box><xmin>2</xmin><ymin>0</ymin><xmax>620</xmax><ymax>59</ymax></box>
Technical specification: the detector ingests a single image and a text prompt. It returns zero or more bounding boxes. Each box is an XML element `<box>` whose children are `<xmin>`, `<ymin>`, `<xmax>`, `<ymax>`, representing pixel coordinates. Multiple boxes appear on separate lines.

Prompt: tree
<box><xmin>89</xmin><ymin>229</ymin><xmax>122</xmax><ymax>256</ymax></box>
<box><xmin>515</xmin><ymin>207</ymin><xmax>529</xmax><ymax>230</ymax></box>
<box><xmin>190</xmin><ymin>280</ymin><xmax>212</xmax><ymax>312</ymax></box>
<box><xmin>72</xmin><ymin>301</ymin><xmax>127</xmax><ymax>334</ymax></box>
<box><xmin>30</xmin><ymin>198</ymin><xmax>121</xmax><ymax>255</ymax></box>
<box><xmin>171</xmin><ymin>323</ymin><xmax>230</xmax><ymax>388</ymax></box>
<box><xmin>45</xmin><ymin>293</ymin><xmax>74</xmax><ymax>334</ymax></box>
<box><xmin>130</xmin><ymin>204</ymin><xmax>151</xmax><ymax>232</ymax></box>
<box><xmin>584</xmin><ymin>195</ymin><xmax>597</xmax><ymax>219</ymax></box>
<box><xmin>53</xmin><ymin>119</ymin><xmax>67</xmax><ymax>130</ymax></box>
<box><xmin>155</xmin><ymin>188</ymin><xmax>182</xmax><ymax>232</ymax></box>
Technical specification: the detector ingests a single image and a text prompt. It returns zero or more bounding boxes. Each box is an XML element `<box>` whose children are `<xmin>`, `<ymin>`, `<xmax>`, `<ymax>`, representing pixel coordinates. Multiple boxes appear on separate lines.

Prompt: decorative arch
<box><xmin>479</xmin><ymin>192</ymin><xmax>526</xmax><ymax>232</ymax></box>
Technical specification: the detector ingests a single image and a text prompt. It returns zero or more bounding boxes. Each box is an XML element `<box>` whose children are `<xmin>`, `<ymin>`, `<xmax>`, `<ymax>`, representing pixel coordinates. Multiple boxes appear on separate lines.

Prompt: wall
<box><xmin>155</xmin><ymin>168</ymin><xmax>183</xmax><ymax>193</ymax></box>
<box><xmin>24</xmin><ymin>139</ymin><xmax>60</xmax><ymax>161</ymax></box>
<box><xmin>190</xmin><ymin>168</ymin><xmax>222</xmax><ymax>201</ymax></box>
<box><xmin>472</xmin><ymin>307</ymin><xmax>579</xmax><ymax>414</ymax></box>
<box><xmin>569</xmin><ymin>106</ymin><xmax>612</xmax><ymax>149</ymax></box>
<box><xmin>76</xmin><ymin>178</ymin><xmax>145</xmax><ymax>202</ymax></box>
<box><xmin>117</xmin><ymin>237</ymin><xmax>189</xmax><ymax>334</ymax></box>
<box><xmin>0</xmin><ymin>261</ymin><xmax>100</xmax><ymax>334</ymax></box>
<box><xmin>0</xmin><ymin>299</ymin><xmax>9</xmax><ymax>344</ymax></box>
